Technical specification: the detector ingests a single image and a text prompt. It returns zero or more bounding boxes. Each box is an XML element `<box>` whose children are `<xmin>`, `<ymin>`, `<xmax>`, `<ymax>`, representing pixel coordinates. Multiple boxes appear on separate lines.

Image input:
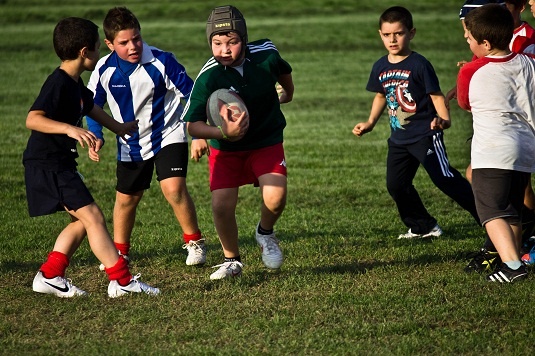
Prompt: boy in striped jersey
<box><xmin>352</xmin><ymin>6</ymin><xmax>480</xmax><ymax>240</ymax></box>
<box><xmin>182</xmin><ymin>5</ymin><xmax>294</xmax><ymax>279</ymax></box>
<box><xmin>86</xmin><ymin>7</ymin><xmax>207</xmax><ymax>267</ymax></box>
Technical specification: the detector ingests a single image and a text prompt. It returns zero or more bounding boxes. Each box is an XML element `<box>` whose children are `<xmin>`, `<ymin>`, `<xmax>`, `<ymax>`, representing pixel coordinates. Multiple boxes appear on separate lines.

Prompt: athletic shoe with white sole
<box><xmin>99</xmin><ymin>251</ymin><xmax>129</xmax><ymax>271</ymax></box>
<box><xmin>255</xmin><ymin>224</ymin><xmax>283</xmax><ymax>269</ymax></box>
<box><xmin>32</xmin><ymin>271</ymin><xmax>87</xmax><ymax>298</ymax></box>
<box><xmin>107</xmin><ymin>274</ymin><xmax>160</xmax><ymax>298</ymax></box>
<box><xmin>464</xmin><ymin>247</ymin><xmax>501</xmax><ymax>273</ymax></box>
<box><xmin>209</xmin><ymin>261</ymin><xmax>243</xmax><ymax>280</ymax></box>
<box><xmin>398</xmin><ymin>224</ymin><xmax>443</xmax><ymax>239</ymax></box>
<box><xmin>182</xmin><ymin>238</ymin><xmax>207</xmax><ymax>266</ymax></box>
<box><xmin>486</xmin><ymin>264</ymin><xmax>528</xmax><ymax>283</ymax></box>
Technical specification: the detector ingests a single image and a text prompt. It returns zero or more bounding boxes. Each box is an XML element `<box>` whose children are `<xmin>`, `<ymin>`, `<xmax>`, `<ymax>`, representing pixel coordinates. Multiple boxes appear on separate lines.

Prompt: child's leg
<box><xmin>67</xmin><ymin>202</ymin><xmax>119</xmax><ymax>269</ymax></box>
<box><xmin>416</xmin><ymin>132</ymin><xmax>480</xmax><ymax>224</ymax></box>
<box><xmin>211</xmin><ymin>187</ymin><xmax>240</xmax><ymax>258</ymax></box>
<box><xmin>386</xmin><ymin>140</ymin><xmax>437</xmax><ymax>233</ymax></box>
<box><xmin>258</xmin><ymin>173</ymin><xmax>287</xmax><ymax>230</ymax></box>
<box><xmin>52</xmin><ymin>216</ymin><xmax>86</xmax><ymax>258</ymax></box>
<box><xmin>160</xmin><ymin>177</ymin><xmax>201</xmax><ymax>237</ymax></box>
<box><xmin>39</xmin><ymin>215</ymin><xmax>86</xmax><ymax>278</ymax></box>
<box><xmin>484</xmin><ymin>219</ymin><xmax>521</xmax><ymax>263</ymax></box>
<box><xmin>113</xmin><ymin>190</ymin><xmax>143</xmax><ymax>252</ymax></box>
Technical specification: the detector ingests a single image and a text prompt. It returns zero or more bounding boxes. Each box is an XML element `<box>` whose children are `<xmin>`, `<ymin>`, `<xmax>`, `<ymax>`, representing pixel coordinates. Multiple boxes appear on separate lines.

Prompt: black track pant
<box><xmin>386</xmin><ymin>132</ymin><xmax>479</xmax><ymax>234</ymax></box>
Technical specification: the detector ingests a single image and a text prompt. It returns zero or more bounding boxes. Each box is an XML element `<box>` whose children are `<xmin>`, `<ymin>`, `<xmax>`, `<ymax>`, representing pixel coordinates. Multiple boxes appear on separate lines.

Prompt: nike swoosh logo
<box><xmin>44</xmin><ymin>281</ymin><xmax>70</xmax><ymax>293</ymax></box>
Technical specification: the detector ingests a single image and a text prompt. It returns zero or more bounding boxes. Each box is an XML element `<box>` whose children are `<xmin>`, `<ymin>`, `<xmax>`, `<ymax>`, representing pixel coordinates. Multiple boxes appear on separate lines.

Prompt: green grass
<box><xmin>1</xmin><ymin>0</ymin><xmax>534</xmax><ymax>354</ymax></box>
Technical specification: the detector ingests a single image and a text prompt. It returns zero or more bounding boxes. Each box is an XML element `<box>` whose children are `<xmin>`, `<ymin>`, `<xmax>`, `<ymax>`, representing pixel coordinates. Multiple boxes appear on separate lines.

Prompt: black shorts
<box><xmin>24</xmin><ymin>165</ymin><xmax>94</xmax><ymax>217</ymax></box>
<box><xmin>471</xmin><ymin>168</ymin><xmax>529</xmax><ymax>225</ymax></box>
<box><xmin>116</xmin><ymin>143</ymin><xmax>189</xmax><ymax>194</ymax></box>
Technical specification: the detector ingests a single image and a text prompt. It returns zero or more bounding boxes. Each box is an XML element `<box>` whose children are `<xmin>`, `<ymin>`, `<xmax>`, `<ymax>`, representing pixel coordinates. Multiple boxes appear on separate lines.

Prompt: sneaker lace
<box><xmin>130</xmin><ymin>274</ymin><xmax>159</xmax><ymax>294</ymax></box>
<box><xmin>182</xmin><ymin>239</ymin><xmax>205</xmax><ymax>254</ymax></box>
<box><xmin>261</xmin><ymin>236</ymin><xmax>280</xmax><ymax>255</ymax></box>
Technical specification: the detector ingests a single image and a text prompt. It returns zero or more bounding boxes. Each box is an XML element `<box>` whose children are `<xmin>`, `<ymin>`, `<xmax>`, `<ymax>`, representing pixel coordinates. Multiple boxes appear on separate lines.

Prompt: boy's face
<box><xmin>378</xmin><ymin>22</ymin><xmax>415</xmax><ymax>57</ymax></box>
<box><xmin>105</xmin><ymin>28</ymin><xmax>143</xmax><ymax>64</ymax></box>
<box><xmin>530</xmin><ymin>0</ymin><xmax>535</xmax><ymax>17</ymax></box>
<box><xmin>211</xmin><ymin>32</ymin><xmax>244</xmax><ymax>67</ymax></box>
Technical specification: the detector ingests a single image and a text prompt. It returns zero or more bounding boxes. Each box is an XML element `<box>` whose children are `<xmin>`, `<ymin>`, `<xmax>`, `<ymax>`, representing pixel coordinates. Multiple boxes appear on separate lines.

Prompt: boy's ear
<box><xmin>79</xmin><ymin>47</ymin><xmax>88</xmax><ymax>59</ymax></box>
<box><xmin>104</xmin><ymin>39</ymin><xmax>114</xmax><ymax>52</ymax></box>
<box><xmin>409</xmin><ymin>27</ymin><xmax>416</xmax><ymax>40</ymax></box>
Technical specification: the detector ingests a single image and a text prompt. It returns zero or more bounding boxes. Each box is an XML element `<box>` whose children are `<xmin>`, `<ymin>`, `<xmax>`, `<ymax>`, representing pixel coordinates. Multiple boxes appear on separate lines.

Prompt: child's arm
<box><xmin>277</xmin><ymin>73</ymin><xmax>294</xmax><ymax>104</ymax></box>
<box><xmin>87</xmin><ymin>105</ymin><xmax>138</xmax><ymax>140</ymax></box>
<box><xmin>429</xmin><ymin>92</ymin><xmax>451</xmax><ymax>130</ymax></box>
<box><xmin>352</xmin><ymin>92</ymin><xmax>386</xmax><ymax>137</ymax></box>
<box><xmin>26</xmin><ymin>110</ymin><xmax>97</xmax><ymax>149</ymax></box>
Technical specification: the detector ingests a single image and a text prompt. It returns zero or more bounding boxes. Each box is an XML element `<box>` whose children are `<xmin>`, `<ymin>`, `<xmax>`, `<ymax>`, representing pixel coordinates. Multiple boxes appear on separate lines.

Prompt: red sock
<box><xmin>114</xmin><ymin>242</ymin><xmax>130</xmax><ymax>256</ymax></box>
<box><xmin>105</xmin><ymin>256</ymin><xmax>132</xmax><ymax>286</ymax></box>
<box><xmin>40</xmin><ymin>251</ymin><xmax>69</xmax><ymax>279</ymax></box>
<box><xmin>183</xmin><ymin>230</ymin><xmax>202</xmax><ymax>243</ymax></box>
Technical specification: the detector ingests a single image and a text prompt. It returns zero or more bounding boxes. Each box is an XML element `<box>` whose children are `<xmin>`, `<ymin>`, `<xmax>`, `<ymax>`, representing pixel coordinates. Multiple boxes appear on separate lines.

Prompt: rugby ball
<box><xmin>206</xmin><ymin>89</ymin><xmax>248</xmax><ymax>127</ymax></box>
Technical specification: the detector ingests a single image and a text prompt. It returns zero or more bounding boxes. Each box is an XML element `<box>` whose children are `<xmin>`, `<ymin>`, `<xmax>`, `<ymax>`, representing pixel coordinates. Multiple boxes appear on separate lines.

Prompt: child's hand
<box><xmin>431</xmin><ymin>116</ymin><xmax>451</xmax><ymax>130</ymax></box>
<box><xmin>277</xmin><ymin>84</ymin><xmax>292</xmax><ymax>104</ymax></box>
<box><xmin>88</xmin><ymin>139</ymin><xmax>104</xmax><ymax>162</ymax></box>
<box><xmin>115</xmin><ymin>120</ymin><xmax>139</xmax><ymax>140</ymax></box>
<box><xmin>66</xmin><ymin>126</ymin><xmax>98</xmax><ymax>149</ymax></box>
<box><xmin>457</xmin><ymin>60</ymin><xmax>468</xmax><ymax>67</ymax></box>
<box><xmin>445</xmin><ymin>86</ymin><xmax>457</xmax><ymax>110</ymax></box>
<box><xmin>221</xmin><ymin>110</ymin><xmax>249</xmax><ymax>142</ymax></box>
<box><xmin>352</xmin><ymin>122</ymin><xmax>373</xmax><ymax>137</ymax></box>
<box><xmin>190</xmin><ymin>139</ymin><xmax>209</xmax><ymax>162</ymax></box>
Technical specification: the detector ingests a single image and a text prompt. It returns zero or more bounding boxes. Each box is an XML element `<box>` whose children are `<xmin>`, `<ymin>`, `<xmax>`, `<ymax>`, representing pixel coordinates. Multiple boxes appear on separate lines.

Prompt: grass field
<box><xmin>2</xmin><ymin>0</ymin><xmax>535</xmax><ymax>354</ymax></box>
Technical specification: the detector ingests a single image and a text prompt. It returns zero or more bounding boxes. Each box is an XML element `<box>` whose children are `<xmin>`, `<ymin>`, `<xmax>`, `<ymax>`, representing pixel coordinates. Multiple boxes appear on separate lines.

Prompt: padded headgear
<box><xmin>206</xmin><ymin>5</ymin><xmax>247</xmax><ymax>46</ymax></box>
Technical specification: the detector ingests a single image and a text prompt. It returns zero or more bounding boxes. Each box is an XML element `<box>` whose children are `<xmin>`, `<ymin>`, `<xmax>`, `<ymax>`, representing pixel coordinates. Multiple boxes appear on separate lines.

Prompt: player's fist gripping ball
<box><xmin>206</xmin><ymin>89</ymin><xmax>249</xmax><ymax>127</ymax></box>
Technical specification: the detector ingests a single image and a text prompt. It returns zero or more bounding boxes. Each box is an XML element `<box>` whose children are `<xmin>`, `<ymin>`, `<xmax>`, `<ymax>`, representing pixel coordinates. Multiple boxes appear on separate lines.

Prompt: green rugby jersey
<box><xmin>182</xmin><ymin>39</ymin><xmax>292</xmax><ymax>151</ymax></box>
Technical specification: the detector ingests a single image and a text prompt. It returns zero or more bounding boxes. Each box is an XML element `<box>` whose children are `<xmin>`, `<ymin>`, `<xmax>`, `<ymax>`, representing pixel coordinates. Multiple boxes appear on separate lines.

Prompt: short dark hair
<box><xmin>505</xmin><ymin>0</ymin><xmax>527</xmax><ymax>8</ymax></box>
<box><xmin>465</xmin><ymin>4</ymin><xmax>514</xmax><ymax>50</ymax></box>
<box><xmin>379</xmin><ymin>6</ymin><xmax>413</xmax><ymax>31</ymax></box>
<box><xmin>53</xmin><ymin>17</ymin><xmax>99</xmax><ymax>61</ymax></box>
<box><xmin>103</xmin><ymin>7</ymin><xmax>141</xmax><ymax>42</ymax></box>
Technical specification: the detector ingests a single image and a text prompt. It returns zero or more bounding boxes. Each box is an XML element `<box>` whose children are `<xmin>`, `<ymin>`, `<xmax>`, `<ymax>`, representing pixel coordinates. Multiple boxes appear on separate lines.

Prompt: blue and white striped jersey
<box><xmin>86</xmin><ymin>42</ymin><xmax>193</xmax><ymax>162</ymax></box>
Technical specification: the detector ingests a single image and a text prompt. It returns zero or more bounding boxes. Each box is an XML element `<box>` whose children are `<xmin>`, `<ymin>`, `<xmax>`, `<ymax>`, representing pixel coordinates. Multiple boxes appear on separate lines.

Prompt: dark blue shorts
<box><xmin>116</xmin><ymin>143</ymin><xmax>189</xmax><ymax>194</ymax></box>
<box><xmin>24</xmin><ymin>165</ymin><xmax>94</xmax><ymax>217</ymax></box>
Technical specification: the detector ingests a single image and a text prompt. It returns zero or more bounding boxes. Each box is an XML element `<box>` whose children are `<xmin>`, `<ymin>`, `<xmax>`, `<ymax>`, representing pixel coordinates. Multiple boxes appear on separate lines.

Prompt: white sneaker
<box><xmin>255</xmin><ymin>224</ymin><xmax>283</xmax><ymax>269</ymax></box>
<box><xmin>99</xmin><ymin>251</ymin><xmax>129</xmax><ymax>271</ymax></box>
<box><xmin>209</xmin><ymin>261</ymin><xmax>243</xmax><ymax>280</ymax></box>
<box><xmin>32</xmin><ymin>271</ymin><xmax>87</xmax><ymax>298</ymax></box>
<box><xmin>182</xmin><ymin>238</ymin><xmax>207</xmax><ymax>266</ymax></box>
<box><xmin>107</xmin><ymin>274</ymin><xmax>160</xmax><ymax>298</ymax></box>
<box><xmin>398</xmin><ymin>224</ymin><xmax>443</xmax><ymax>239</ymax></box>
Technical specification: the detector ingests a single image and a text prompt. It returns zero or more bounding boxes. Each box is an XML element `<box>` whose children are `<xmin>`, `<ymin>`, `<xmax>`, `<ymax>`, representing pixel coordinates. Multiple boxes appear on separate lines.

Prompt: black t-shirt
<box><xmin>23</xmin><ymin>68</ymin><xmax>95</xmax><ymax>170</ymax></box>
<box><xmin>366</xmin><ymin>52</ymin><xmax>441</xmax><ymax>145</ymax></box>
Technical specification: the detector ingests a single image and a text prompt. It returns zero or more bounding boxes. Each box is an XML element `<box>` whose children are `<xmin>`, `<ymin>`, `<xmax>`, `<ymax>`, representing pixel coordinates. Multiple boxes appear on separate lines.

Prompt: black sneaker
<box><xmin>464</xmin><ymin>248</ymin><xmax>501</xmax><ymax>273</ymax></box>
<box><xmin>486</xmin><ymin>264</ymin><xmax>528</xmax><ymax>283</ymax></box>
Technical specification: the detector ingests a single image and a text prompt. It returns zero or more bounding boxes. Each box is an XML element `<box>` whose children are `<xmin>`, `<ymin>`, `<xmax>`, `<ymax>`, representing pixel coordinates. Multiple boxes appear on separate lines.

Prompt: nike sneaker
<box><xmin>255</xmin><ymin>224</ymin><xmax>283</xmax><ymax>269</ymax></box>
<box><xmin>182</xmin><ymin>238</ymin><xmax>207</xmax><ymax>266</ymax></box>
<box><xmin>398</xmin><ymin>224</ymin><xmax>443</xmax><ymax>239</ymax></box>
<box><xmin>32</xmin><ymin>271</ymin><xmax>87</xmax><ymax>298</ymax></box>
<box><xmin>107</xmin><ymin>274</ymin><xmax>160</xmax><ymax>298</ymax></box>
<box><xmin>209</xmin><ymin>261</ymin><xmax>243</xmax><ymax>280</ymax></box>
